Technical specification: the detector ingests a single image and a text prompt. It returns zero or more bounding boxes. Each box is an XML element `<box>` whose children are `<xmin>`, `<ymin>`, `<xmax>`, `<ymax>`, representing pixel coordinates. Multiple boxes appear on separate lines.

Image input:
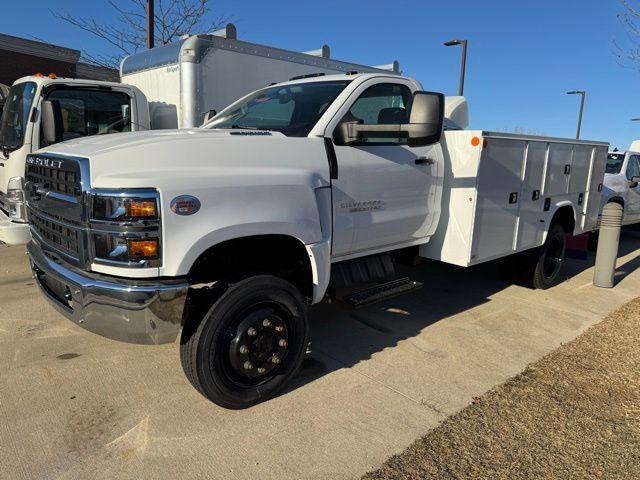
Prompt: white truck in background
<box><xmin>601</xmin><ymin>146</ymin><xmax>640</xmax><ymax>225</ymax></box>
<box><xmin>0</xmin><ymin>76</ymin><xmax>150</xmax><ymax>244</ymax></box>
<box><xmin>0</xmin><ymin>23</ymin><xmax>399</xmax><ymax>245</ymax></box>
<box><xmin>25</xmin><ymin>72</ymin><xmax>608</xmax><ymax>409</ymax></box>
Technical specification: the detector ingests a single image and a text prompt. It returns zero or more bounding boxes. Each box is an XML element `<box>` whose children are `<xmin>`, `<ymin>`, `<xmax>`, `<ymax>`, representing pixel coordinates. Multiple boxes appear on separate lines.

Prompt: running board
<box><xmin>342</xmin><ymin>277</ymin><xmax>422</xmax><ymax>308</ymax></box>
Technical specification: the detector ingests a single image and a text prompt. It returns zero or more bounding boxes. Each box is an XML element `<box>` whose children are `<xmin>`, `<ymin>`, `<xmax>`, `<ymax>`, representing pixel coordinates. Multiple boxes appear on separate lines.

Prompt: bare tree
<box><xmin>53</xmin><ymin>0</ymin><xmax>227</xmax><ymax>68</ymax></box>
<box><xmin>614</xmin><ymin>0</ymin><xmax>640</xmax><ymax>69</ymax></box>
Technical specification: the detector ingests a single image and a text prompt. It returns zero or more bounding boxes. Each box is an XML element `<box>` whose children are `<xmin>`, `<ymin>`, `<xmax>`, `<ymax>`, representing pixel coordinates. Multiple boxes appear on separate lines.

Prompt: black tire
<box><xmin>519</xmin><ymin>223</ymin><xmax>567</xmax><ymax>289</ymax></box>
<box><xmin>180</xmin><ymin>275</ymin><xmax>309</xmax><ymax>409</ymax></box>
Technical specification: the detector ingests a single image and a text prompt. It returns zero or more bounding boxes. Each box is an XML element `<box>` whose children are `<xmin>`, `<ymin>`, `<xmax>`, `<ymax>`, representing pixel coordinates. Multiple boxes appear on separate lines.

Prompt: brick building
<box><xmin>0</xmin><ymin>33</ymin><xmax>119</xmax><ymax>87</ymax></box>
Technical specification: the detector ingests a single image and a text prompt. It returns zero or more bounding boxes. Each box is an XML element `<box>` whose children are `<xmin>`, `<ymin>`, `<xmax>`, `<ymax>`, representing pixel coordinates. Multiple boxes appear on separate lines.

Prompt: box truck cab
<box><xmin>0</xmin><ymin>75</ymin><xmax>150</xmax><ymax>244</ymax></box>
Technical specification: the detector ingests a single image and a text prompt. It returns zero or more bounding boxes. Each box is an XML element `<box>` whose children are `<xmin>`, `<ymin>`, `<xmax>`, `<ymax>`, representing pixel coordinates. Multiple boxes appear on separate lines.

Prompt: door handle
<box><xmin>415</xmin><ymin>157</ymin><xmax>434</xmax><ymax>165</ymax></box>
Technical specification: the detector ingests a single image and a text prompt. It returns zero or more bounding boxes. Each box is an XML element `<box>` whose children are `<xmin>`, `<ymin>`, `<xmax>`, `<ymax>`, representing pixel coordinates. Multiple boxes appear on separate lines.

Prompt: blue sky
<box><xmin>3</xmin><ymin>0</ymin><xmax>638</xmax><ymax>149</ymax></box>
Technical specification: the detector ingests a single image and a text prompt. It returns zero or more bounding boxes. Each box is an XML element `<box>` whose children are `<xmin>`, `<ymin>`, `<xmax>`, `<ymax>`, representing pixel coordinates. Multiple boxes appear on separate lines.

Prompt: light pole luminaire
<box><xmin>567</xmin><ymin>90</ymin><xmax>586</xmax><ymax>140</ymax></box>
<box><xmin>444</xmin><ymin>39</ymin><xmax>468</xmax><ymax>97</ymax></box>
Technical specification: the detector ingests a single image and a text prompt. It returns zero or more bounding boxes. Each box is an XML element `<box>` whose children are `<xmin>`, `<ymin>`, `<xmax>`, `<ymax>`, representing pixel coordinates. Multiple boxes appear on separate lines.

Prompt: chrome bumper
<box><xmin>27</xmin><ymin>241</ymin><xmax>189</xmax><ymax>345</ymax></box>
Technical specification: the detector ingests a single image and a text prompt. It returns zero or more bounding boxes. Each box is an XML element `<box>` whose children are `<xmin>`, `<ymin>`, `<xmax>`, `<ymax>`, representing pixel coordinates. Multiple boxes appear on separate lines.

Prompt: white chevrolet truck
<box><xmin>25</xmin><ymin>73</ymin><xmax>608</xmax><ymax>408</ymax></box>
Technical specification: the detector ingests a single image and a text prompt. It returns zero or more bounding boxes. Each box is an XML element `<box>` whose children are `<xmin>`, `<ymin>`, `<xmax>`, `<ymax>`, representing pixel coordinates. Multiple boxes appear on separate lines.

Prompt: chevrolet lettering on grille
<box><xmin>26</xmin><ymin>156</ymin><xmax>64</xmax><ymax>169</ymax></box>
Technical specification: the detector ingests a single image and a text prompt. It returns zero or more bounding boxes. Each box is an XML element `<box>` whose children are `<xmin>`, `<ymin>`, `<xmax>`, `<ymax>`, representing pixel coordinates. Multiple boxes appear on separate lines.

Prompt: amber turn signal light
<box><xmin>127</xmin><ymin>239</ymin><xmax>159</xmax><ymax>259</ymax></box>
<box><xmin>125</xmin><ymin>199</ymin><xmax>157</xmax><ymax>218</ymax></box>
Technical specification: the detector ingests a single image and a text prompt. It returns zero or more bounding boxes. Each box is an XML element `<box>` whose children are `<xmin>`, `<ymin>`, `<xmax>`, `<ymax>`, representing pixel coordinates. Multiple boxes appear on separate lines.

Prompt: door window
<box><xmin>626</xmin><ymin>155</ymin><xmax>640</xmax><ymax>180</ymax></box>
<box><xmin>344</xmin><ymin>83</ymin><xmax>412</xmax><ymax>145</ymax></box>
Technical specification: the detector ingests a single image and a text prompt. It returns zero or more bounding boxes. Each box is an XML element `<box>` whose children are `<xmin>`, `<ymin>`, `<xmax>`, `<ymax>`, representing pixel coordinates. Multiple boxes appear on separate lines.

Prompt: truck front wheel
<box><xmin>180</xmin><ymin>275</ymin><xmax>309</xmax><ymax>409</ymax></box>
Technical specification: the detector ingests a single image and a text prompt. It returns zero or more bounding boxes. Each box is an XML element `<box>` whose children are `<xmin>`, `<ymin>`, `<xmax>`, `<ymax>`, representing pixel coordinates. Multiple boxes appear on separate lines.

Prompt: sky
<box><xmin>3</xmin><ymin>0</ymin><xmax>638</xmax><ymax>149</ymax></box>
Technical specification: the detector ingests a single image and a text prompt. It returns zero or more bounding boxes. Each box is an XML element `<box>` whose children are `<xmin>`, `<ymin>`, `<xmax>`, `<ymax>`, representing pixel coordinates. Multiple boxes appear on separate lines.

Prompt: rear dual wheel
<box><xmin>180</xmin><ymin>275</ymin><xmax>309</xmax><ymax>409</ymax></box>
<box><xmin>517</xmin><ymin>223</ymin><xmax>567</xmax><ymax>289</ymax></box>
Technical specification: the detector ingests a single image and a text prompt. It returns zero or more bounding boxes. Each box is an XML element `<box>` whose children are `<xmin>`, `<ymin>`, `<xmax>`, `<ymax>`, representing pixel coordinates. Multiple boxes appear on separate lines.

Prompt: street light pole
<box><xmin>444</xmin><ymin>39</ymin><xmax>468</xmax><ymax>96</ymax></box>
<box><xmin>147</xmin><ymin>0</ymin><xmax>155</xmax><ymax>49</ymax></box>
<box><xmin>566</xmin><ymin>90</ymin><xmax>586</xmax><ymax>140</ymax></box>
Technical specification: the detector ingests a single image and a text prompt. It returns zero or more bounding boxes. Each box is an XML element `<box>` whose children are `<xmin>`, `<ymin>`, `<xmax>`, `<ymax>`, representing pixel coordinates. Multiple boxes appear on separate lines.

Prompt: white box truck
<box><xmin>120</xmin><ymin>23</ymin><xmax>399</xmax><ymax>129</ymax></box>
<box><xmin>24</xmin><ymin>72</ymin><xmax>608</xmax><ymax>409</ymax></box>
<box><xmin>0</xmin><ymin>24</ymin><xmax>399</xmax><ymax>245</ymax></box>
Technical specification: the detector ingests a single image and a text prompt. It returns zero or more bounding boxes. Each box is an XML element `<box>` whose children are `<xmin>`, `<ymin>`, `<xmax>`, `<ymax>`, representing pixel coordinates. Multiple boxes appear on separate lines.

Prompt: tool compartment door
<box><xmin>584</xmin><ymin>146</ymin><xmax>607</xmax><ymax>231</ymax></box>
<box><xmin>544</xmin><ymin>143</ymin><xmax>573</xmax><ymax>196</ymax></box>
<box><xmin>516</xmin><ymin>141</ymin><xmax>547</xmax><ymax>250</ymax></box>
<box><xmin>469</xmin><ymin>137</ymin><xmax>525</xmax><ymax>262</ymax></box>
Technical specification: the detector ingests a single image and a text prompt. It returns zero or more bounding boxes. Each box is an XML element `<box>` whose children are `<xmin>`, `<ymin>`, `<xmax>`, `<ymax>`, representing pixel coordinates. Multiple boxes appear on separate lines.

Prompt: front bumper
<box><xmin>0</xmin><ymin>208</ymin><xmax>30</xmax><ymax>245</ymax></box>
<box><xmin>27</xmin><ymin>241</ymin><xmax>189</xmax><ymax>345</ymax></box>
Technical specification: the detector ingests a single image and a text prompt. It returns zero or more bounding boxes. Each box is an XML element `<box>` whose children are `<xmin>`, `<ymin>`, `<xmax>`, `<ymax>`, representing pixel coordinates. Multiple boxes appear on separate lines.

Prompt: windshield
<box><xmin>606</xmin><ymin>153</ymin><xmax>625</xmax><ymax>174</ymax></box>
<box><xmin>206</xmin><ymin>80</ymin><xmax>351</xmax><ymax>137</ymax></box>
<box><xmin>0</xmin><ymin>82</ymin><xmax>37</xmax><ymax>153</ymax></box>
<box><xmin>42</xmin><ymin>88</ymin><xmax>132</xmax><ymax>147</ymax></box>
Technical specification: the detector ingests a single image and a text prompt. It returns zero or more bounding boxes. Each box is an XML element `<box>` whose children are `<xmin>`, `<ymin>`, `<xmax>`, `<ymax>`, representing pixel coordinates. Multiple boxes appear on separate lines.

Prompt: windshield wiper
<box><xmin>230</xmin><ymin>124</ymin><xmax>259</xmax><ymax>130</ymax></box>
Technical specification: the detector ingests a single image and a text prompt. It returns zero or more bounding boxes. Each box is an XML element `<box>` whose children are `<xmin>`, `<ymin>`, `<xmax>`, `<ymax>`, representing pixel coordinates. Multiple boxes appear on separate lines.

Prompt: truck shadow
<box><xmin>285</xmin><ymin>230</ymin><xmax>640</xmax><ymax>394</ymax></box>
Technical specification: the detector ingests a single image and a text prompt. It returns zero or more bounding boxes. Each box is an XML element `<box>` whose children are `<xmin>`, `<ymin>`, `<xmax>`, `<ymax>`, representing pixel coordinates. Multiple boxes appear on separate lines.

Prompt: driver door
<box><xmin>328</xmin><ymin>79</ymin><xmax>442</xmax><ymax>258</ymax></box>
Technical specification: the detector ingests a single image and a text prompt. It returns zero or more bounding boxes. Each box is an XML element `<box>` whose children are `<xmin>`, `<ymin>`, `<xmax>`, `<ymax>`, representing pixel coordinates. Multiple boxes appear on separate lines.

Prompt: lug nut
<box><xmin>257</xmin><ymin>367</ymin><xmax>266</xmax><ymax>374</ymax></box>
<box><xmin>262</xmin><ymin>319</ymin><xmax>272</xmax><ymax>327</ymax></box>
<box><xmin>275</xmin><ymin>325</ymin><xmax>284</xmax><ymax>332</ymax></box>
<box><xmin>271</xmin><ymin>355</ymin><xmax>280</xmax><ymax>364</ymax></box>
<box><xmin>247</xmin><ymin>327</ymin><xmax>257</xmax><ymax>336</ymax></box>
<box><xmin>239</xmin><ymin>345</ymin><xmax>249</xmax><ymax>354</ymax></box>
<box><xmin>279</xmin><ymin>339</ymin><xmax>287</xmax><ymax>347</ymax></box>
<box><xmin>244</xmin><ymin>361</ymin><xmax>253</xmax><ymax>370</ymax></box>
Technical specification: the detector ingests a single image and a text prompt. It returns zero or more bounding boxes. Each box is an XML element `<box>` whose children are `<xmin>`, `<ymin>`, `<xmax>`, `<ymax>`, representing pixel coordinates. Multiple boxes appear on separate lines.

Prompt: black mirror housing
<box><xmin>407</xmin><ymin>91</ymin><xmax>445</xmax><ymax>146</ymax></box>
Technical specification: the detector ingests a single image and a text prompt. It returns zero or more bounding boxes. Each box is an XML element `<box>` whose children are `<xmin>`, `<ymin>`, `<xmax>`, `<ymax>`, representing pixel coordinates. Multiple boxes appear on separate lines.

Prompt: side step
<box><xmin>342</xmin><ymin>277</ymin><xmax>422</xmax><ymax>308</ymax></box>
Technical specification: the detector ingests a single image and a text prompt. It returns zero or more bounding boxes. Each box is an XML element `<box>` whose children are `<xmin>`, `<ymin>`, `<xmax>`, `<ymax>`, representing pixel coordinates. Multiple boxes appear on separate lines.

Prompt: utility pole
<box><xmin>566</xmin><ymin>90</ymin><xmax>586</xmax><ymax>140</ymax></box>
<box><xmin>147</xmin><ymin>0</ymin><xmax>155</xmax><ymax>49</ymax></box>
<box><xmin>444</xmin><ymin>39</ymin><xmax>468</xmax><ymax>96</ymax></box>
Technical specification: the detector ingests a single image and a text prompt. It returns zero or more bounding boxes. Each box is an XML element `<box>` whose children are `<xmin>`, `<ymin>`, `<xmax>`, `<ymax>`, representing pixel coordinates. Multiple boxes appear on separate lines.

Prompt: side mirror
<box><xmin>41</xmin><ymin>100</ymin><xmax>63</xmax><ymax>146</ymax></box>
<box><xmin>629</xmin><ymin>176</ymin><xmax>640</xmax><ymax>188</ymax></box>
<box><xmin>334</xmin><ymin>91</ymin><xmax>444</xmax><ymax>147</ymax></box>
<box><xmin>203</xmin><ymin>109</ymin><xmax>217</xmax><ymax>123</ymax></box>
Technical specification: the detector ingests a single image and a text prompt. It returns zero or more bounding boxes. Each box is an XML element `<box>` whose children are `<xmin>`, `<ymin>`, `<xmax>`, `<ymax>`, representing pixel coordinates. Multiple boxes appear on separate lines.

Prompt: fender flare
<box><xmin>179</xmin><ymin>225</ymin><xmax>331</xmax><ymax>304</ymax></box>
<box><xmin>542</xmin><ymin>200</ymin><xmax>576</xmax><ymax>242</ymax></box>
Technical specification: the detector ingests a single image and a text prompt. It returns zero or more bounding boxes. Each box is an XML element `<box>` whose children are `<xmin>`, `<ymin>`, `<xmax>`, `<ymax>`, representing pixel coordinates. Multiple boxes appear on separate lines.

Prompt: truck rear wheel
<box><xmin>180</xmin><ymin>275</ymin><xmax>309</xmax><ymax>409</ymax></box>
<box><xmin>520</xmin><ymin>223</ymin><xmax>567</xmax><ymax>289</ymax></box>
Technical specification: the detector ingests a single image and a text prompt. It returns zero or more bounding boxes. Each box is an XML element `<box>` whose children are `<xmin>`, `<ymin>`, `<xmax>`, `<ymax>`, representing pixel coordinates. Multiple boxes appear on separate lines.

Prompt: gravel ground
<box><xmin>363</xmin><ymin>298</ymin><xmax>640</xmax><ymax>480</ymax></box>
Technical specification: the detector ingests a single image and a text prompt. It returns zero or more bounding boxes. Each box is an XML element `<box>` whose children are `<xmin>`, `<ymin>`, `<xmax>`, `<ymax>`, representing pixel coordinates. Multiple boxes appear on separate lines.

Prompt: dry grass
<box><xmin>363</xmin><ymin>298</ymin><xmax>640</xmax><ymax>480</ymax></box>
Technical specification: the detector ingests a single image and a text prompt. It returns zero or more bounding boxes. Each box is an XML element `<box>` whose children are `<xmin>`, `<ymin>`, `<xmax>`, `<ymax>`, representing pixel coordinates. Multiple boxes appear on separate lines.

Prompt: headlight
<box><xmin>89</xmin><ymin>190</ymin><xmax>161</xmax><ymax>268</ymax></box>
<box><xmin>92</xmin><ymin>195</ymin><xmax>159</xmax><ymax>221</ymax></box>
<box><xmin>7</xmin><ymin>176</ymin><xmax>26</xmax><ymax>222</ymax></box>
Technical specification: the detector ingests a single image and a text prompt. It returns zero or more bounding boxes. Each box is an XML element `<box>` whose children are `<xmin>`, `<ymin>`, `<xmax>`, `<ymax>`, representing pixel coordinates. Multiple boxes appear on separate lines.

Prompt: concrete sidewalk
<box><xmin>1</xmin><ymin>234</ymin><xmax>640</xmax><ymax>480</ymax></box>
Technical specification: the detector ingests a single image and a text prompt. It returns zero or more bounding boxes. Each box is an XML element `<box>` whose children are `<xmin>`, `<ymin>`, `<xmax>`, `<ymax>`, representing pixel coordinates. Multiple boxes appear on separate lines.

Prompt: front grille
<box><xmin>26</xmin><ymin>164</ymin><xmax>80</xmax><ymax>196</ymax></box>
<box><xmin>25</xmin><ymin>155</ymin><xmax>88</xmax><ymax>266</ymax></box>
<box><xmin>29</xmin><ymin>209</ymin><xmax>82</xmax><ymax>259</ymax></box>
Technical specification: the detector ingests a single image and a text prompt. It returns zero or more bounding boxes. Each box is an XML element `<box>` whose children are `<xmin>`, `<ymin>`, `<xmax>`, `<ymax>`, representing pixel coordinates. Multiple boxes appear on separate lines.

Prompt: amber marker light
<box><xmin>48</xmin><ymin>73</ymin><xmax>57</xmax><ymax>79</ymax></box>
<box><xmin>125</xmin><ymin>199</ymin><xmax>157</xmax><ymax>218</ymax></box>
<box><xmin>127</xmin><ymin>239</ymin><xmax>159</xmax><ymax>259</ymax></box>
<box><xmin>471</xmin><ymin>136</ymin><xmax>481</xmax><ymax>147</ymax></box>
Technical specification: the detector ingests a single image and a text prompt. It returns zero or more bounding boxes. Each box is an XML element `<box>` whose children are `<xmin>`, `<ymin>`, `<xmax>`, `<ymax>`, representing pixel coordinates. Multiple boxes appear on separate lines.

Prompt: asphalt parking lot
<box><xmin>2</xmin><ymin>234</ymin><xmax>640</xmax><ymax>480</ymax></box>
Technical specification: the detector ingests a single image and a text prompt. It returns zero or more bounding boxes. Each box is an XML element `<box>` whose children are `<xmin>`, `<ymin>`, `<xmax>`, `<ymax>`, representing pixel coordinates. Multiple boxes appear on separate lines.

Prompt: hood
<box><xmin>33</xmin><ymin>128</ymin><xmax>329</xmax><ymax>191</ymax></box>
<box><xmin>38</xmin><ymin>128</ymin><xmax>285</xmax><ymax>158</ymax></box>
